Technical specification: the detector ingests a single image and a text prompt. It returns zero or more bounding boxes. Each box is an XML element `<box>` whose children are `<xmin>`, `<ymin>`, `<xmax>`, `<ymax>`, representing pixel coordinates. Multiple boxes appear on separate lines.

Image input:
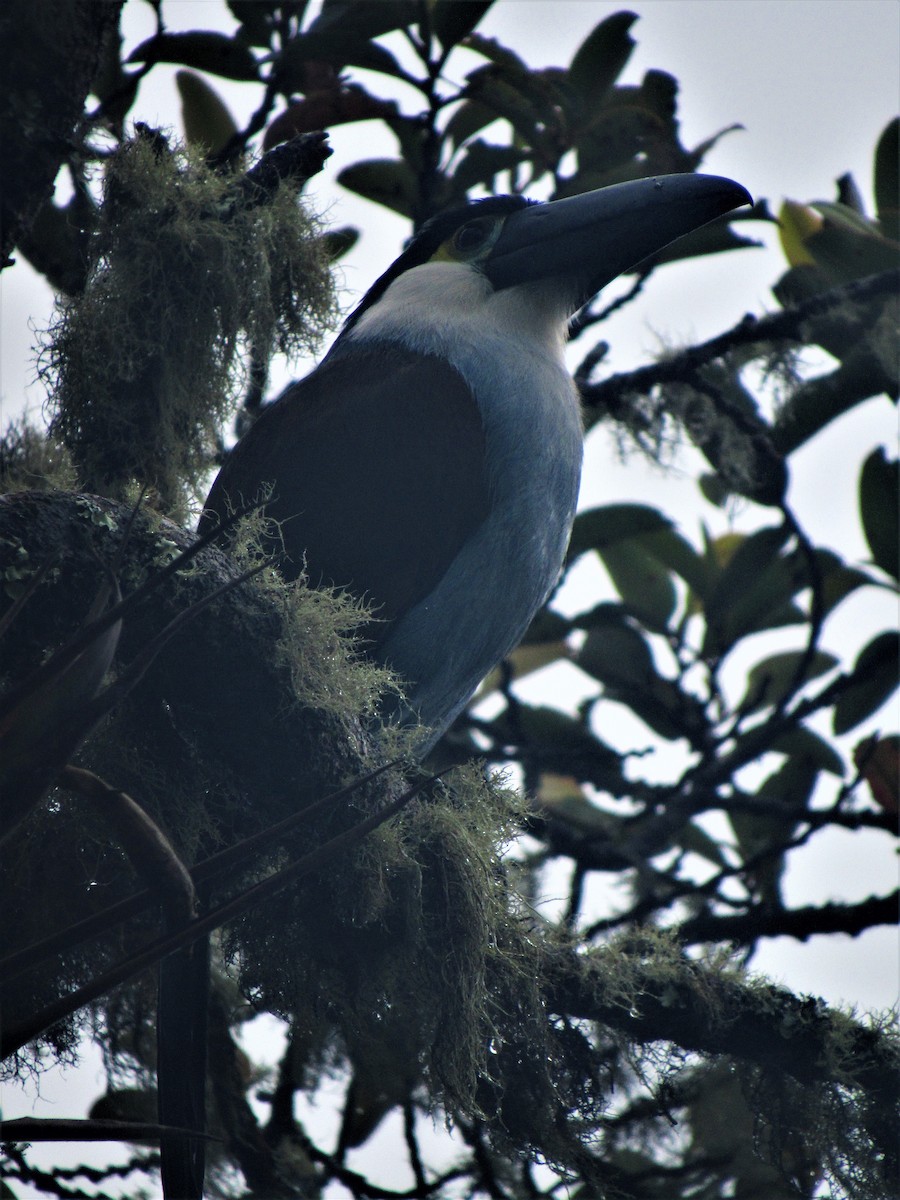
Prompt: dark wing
<box><xmin>201</xmin><ymin>343</ymin><xmax>491</xmax><ymax>648</ymax></box>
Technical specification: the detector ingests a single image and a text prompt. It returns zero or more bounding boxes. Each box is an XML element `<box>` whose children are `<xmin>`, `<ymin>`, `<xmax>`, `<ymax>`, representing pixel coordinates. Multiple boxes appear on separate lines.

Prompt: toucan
<box><xmin>201</xmin><ymin>174</ymin><xmax>751</xmax><ymax>750</ymax></box>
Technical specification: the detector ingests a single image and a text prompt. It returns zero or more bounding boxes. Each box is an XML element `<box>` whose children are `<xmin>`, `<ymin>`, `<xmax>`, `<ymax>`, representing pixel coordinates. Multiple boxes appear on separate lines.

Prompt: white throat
<box><xmin>346</xmin><ymin>261</ymin><xmax>573</xmax><ymax>364</ymax></box>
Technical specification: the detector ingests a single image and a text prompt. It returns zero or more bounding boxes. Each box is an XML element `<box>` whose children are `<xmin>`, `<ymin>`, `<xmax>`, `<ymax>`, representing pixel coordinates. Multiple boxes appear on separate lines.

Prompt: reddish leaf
<box><xmin>264</xmin><ymin>88</ymin><xmax>398</xmax><ymax>149</ymax></box>
<box><xmin>855</xmin><ymin>735</ymin><xmax>900</xmax><ymax>812</ymax></box>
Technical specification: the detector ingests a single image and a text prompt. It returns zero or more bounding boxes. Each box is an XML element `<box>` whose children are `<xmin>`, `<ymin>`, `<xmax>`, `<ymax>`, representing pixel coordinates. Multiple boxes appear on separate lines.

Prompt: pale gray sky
<box><xmin>1</xmin><ymin>5</ymin><xmax>897</xmax><ymax>1192</ymax></box>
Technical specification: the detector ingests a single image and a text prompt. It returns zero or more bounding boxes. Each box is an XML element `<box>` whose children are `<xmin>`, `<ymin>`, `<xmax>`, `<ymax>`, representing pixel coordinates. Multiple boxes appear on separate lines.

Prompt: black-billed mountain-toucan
<box><xmin>201</xmin><ymin>174</ymin><xmax>751</xmax><ymax>750</ymax></box>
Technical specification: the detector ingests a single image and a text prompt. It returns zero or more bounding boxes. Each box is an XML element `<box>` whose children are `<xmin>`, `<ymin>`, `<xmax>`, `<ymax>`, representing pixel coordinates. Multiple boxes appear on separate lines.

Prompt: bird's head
<box><xmin>340</xmin><ymin>175</ymin><xmax>752</xmax><ymax>340</ymax></box>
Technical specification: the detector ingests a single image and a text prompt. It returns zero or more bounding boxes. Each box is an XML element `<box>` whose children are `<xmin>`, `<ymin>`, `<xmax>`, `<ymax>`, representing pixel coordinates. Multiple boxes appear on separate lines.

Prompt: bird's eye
<box><xmin>451</xmin><ymin>218</ymin><xmax>496</xmax><ymax>257</ymax></box>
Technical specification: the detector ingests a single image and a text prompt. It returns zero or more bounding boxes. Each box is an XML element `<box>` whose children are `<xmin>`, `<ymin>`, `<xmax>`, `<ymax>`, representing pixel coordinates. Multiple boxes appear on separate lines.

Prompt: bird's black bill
<box><xmin>483</xmin><ymin>174</ymin><xmax>752</xmax><ymax>301</ymax></box>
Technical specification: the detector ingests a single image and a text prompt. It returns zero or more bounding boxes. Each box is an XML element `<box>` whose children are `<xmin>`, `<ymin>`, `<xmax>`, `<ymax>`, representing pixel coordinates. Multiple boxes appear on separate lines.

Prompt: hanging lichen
<box><xmin>43</xmin><ymin>129</ymin><xmax>338</xmax><ymax>520</ymax></box>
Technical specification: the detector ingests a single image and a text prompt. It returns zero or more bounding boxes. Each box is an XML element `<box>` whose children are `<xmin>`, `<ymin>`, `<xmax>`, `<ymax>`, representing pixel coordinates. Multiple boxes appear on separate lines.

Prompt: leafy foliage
<box><xmin>0</xmin><ymin>3</ymin><xmax>897</xmax><ymax>1199</ymax></box>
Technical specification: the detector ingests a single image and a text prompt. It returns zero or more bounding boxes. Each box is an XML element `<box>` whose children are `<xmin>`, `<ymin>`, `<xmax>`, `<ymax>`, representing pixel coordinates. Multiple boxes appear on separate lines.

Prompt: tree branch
<box><xmin>675</xmin><ymin>890</ymin><xmax>900</xmax><ymax>947</ymax></box>
<box><xmin>580</xmin><ymin>268</ymin><xmax>900</xmax><ymax>422</ymax></box>
<box><xmin>546</xmin><ymin>942</ymin><xmax>899</xmax><ymax>1102</ymax></box>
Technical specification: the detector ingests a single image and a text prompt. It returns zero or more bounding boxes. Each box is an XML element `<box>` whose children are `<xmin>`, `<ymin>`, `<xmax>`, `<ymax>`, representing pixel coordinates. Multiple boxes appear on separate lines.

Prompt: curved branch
<box><xmin>580</xmin><ymin>268</ymin><xmax>900</xmax><ymax>421</ymax></box>
<box><xmin>546</xmin><ymin>942</ymin><xmax>899</xmax><ymax>1101</ymax></box>
<box><xmin>675</xmin><ymin>890</ymin><xmax>900</xmax><ymax>947</ymax></box>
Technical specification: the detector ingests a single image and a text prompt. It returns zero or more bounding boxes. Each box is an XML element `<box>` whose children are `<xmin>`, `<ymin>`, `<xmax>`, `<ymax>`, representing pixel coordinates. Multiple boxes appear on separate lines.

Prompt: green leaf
<box><xmin>320</xmin><ymin>226</ymin><xmax>359</xmax><ymax>261</ymax></box>
<box><xmin>860</xmin><ymin>447</ymin><xmax>899</xmax><ymax>580</ymax></box>
<box><xmin>176</xmin><ymin>70</ymin><xmax>239</xmax><ymax>156</ymax></box>
<box><xmin>578</xmin><ymin>620</ymin><xmax>655</xmax><ymax>689</ymax></box>
<box><xmin>730</xmin><ymin>756</ymin><xmax>819</xmax><ymax>902</ymax></box>
<box><xmin>741</xmin><ymin>649</ymin><xmax>839</xmax><ymax>714</ymax></box>
<box><xmin>568</xmin><ymin>504</ymin><xmax>672</xmax><ymax>560</ymax></box>
<box><xmin>790</xmin><ymin>200</ymin><xmax>900</xmax><ymax>285</ymax></box>
<box><xmin>813</xmin><ymin>549</ymin><xmax>874</xmax><ymax>618</ymax></box>
<box><xmin>431</xmin><ymin>0</ymin><xmax>494</xmax><ymax>50</ymax></box>
<box><xmin>757</xmin><ymin>754</ymin><xmax>819</xmax><ymax>809</ymax></box>
<box><xmin>486</xmin><ymin>705</ymin><xmax>625</xmax><ymax>787</ymax></box>
<box><xmin>521</xmin><ymin>608</ymin><xmax>572</xmax><ymax>644</ymax></box>
<box><xmin>337</xmin><ymin>158</ymin><xmax>418</xmax><ymax>217</ymax></box>
<box><xmin>598</xmin><ymin>540</ymin><xmax>677</xmax><ymax>632</ymax></box>
<box><xmin>578</xmin><ymin>623</ymin><xmax>706</xmax><ymax>742</ymax></box>
<box><xmin>702</xmin><ymin>526</ymin><xmax>798</xmax><ymax>656</ymax></box>
<box><xmin>873</xmin><ymin>117</ymin><xmax>899</xmax><ymax>240</ymax></box>
<box><xmin>128</xmin><ymin>32</ymin><xmax>259</xmax><ymax>81</ymax></box>
<box><xmin>567</xmin><ymin>11</ymin><xmax>638</xmax><ymax>114</ymax></box>
<box><xmin>833</xmin><ymin>631</ymin><xmax>899</xmax><ymax>734</ymax></box>
<box><xmin>640</xmin><ymin>527</ymin><xmax>712</xmax><ymax>602</ymax></box>
<box><xmin>770</xmin><ymin>725</ymin><xmax>845</xmax><ymax>777</ymax></box>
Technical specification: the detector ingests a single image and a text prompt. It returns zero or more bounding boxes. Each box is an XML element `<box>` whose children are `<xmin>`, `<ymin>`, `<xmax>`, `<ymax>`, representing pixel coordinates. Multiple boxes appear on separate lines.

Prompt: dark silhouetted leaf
<box><xmin>575</xmin><ymin>104</ymin><xmax>663</xmax><ymax>176</ymax></box>
<box><xmin>444</xmin><ymin>99</ymin><xmax>500</xmax><ymax>151</ymax></box>
<box><xmin>128</xmin><ymin>32</ymin><xmax>259</xmax><ymax>81</ymax></box>
<box><xmin>837</xmin><ymin>171</ymin><xmax>867</xmax><ymax>215</ymax></box>
<box><xmin>451</xmin><ymin>140</ymin><xmax>529</xmax><ymax>195</ymax></box>
<box><xmin>463</xmin><ymin>33</ymin><xmax>528</xmax><ymax>72</ymax></box>
<box><xmin>431</xmin><ymin>1</ymin><xmax>494</xmax><ymax>50</ymax></box>
<box><xmin>337</xmin><ymin>158</ymin><xmax>418</xmax><ymax>217</ymax></box>
<box><xmin>227</xmin><ymin>0</ymin><xmax>283</xmax><ymax>47</ymax></box>
<box><xmin>833</xmin><ymin>631</ymin><xmax>899</xmax><ymax>734</ymax></box>
<box><xmin>309</xmin><ymin>0</ymin><xmax>417</xmax><ymax>40</ymax></box>
<box><xmin>463</xmin><ymin>65</ymin><xmax>542</xmax><ymax>146</ymax></box>
<box><xmin>486</xmin><ymin>704</ymin><xmax>625</xmax><ymax>786</ymax></box>
<box><xmin>873</xmin><ymin>117</ymin><xmax>899</xmax><ymax>240</ymax></box>
<box><xmin>860</xmin><ymin>447</ymin><xmax>899</xmax><ymax>579</ymax></box>
<box><xmin>680</xmin><ymin>820</ymin><xmax>730</xmax><ymax>868</ymax></box>
<box><xmin>639</xmin><ymin>69</ymin><xmax>678</xmax><ymax>123</ymax></box>
<box><xmin>321</xmin><ymin>226</ymin><xmax>359</xmax><ymax>261</ymax></box>
<box><xmin>687</xmin><ymin>123</ymin><xmax>745</xmax><ymax>171</ymax></box>
<box><xmin>536</xmin><ymin>778</ymin><xmax>622</xmax><ymax>838</ymax></box>
<box><xmin>567</xmin><ymin>12</ymin><xmax>637</xmax><ymax>114</ymax></box>
<box><xmin>812</xmin><ymin>549</ymin><xmax>873</xmax><ymax>618</ymax></box>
